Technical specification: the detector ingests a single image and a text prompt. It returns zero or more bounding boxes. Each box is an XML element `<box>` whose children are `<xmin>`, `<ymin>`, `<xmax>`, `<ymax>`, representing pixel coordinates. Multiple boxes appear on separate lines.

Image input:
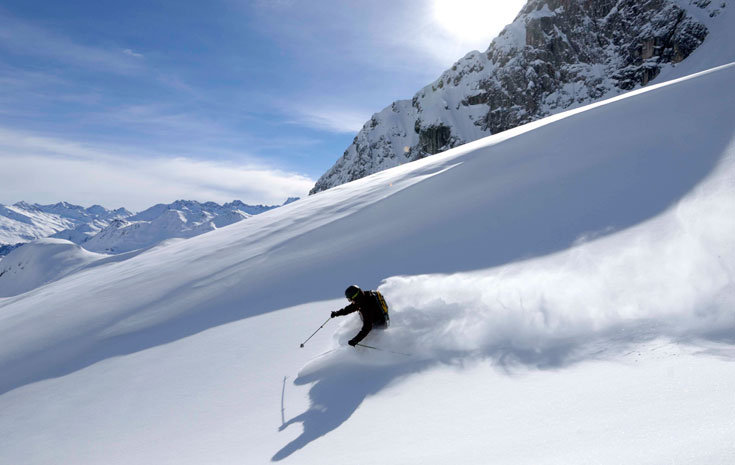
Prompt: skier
<box><xmin>331</xmin><ymin>285</ymin><xmax>390</xmax><ymax>347</ymax></box>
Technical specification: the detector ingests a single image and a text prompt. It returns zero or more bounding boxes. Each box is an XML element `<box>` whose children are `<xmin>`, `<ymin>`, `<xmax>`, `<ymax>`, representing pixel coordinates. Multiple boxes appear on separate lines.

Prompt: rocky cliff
<box><xmin>310</xmin><ymin>0</ymin><xmax>725</xmax><ymax>194</ymax></box>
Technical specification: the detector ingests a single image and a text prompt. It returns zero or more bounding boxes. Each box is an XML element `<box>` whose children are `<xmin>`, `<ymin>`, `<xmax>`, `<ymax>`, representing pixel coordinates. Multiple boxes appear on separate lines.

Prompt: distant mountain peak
<box><xmin>12</xmin><ymin>201</ymin><xmax>36</xmax><ymax>209</ymax></box>
<box><xmin>1</xmin><ymin>198</ymin><xmax>299</xmax><ymax>255</ymax></box>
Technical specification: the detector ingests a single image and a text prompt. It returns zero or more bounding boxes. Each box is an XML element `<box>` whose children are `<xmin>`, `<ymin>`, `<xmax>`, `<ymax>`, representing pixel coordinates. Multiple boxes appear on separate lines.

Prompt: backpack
<box><xmin>369</xmin><ymin>290</ymin><xmax>390</xmax><ymax>326</ymax></box>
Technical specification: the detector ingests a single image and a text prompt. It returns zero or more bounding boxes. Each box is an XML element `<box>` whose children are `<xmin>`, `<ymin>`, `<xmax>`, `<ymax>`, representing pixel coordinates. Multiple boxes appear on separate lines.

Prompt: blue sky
<box><xmin>0</xmin><ymin>0</ymin><xmax>524</xmax><ymax>210</ymax></box>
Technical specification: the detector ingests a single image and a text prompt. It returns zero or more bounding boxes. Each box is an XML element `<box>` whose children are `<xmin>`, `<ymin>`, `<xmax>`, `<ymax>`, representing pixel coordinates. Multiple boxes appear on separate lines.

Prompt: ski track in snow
<box><xmin>378</xmin><ymin>148</ymin><xmax>735</xmax><ymax>367</ymax></box>
<box><xmin>276</xmin><ymin>64</ymin><xmax>735</xmax><ymax>462</ymax></box>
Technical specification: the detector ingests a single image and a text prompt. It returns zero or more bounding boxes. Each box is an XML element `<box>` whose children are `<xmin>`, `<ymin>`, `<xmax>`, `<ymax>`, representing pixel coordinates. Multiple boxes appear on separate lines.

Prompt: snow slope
<box><xmin>0</xmin><ymin>238</ymin><xmax>183</xmax><ymax>298</ymax></box>
<box><xmin>0</xmin><ymin>64</ymin><xmax>733</xmax><ymax>464</ymax></box>
<box><xmin>0</xmin><ymin>239</ymin><xmax>107</xmax><ymax>297</ymax></box>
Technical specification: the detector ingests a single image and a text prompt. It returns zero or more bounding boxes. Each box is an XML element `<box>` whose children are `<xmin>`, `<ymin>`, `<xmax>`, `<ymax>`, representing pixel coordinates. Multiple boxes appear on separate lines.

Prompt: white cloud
<box><xmin>0</xmin><ymin>127</ymin><xmax>314</xmax><ymax>211</ymax></box>
<box><xmin>250</xmin><ymin>0</ymin><xmax>526</xmax><ymax>75</ymax></box>
<box><xmin>95</xmin><ymin>103</ymin><xmax>230</xmax><ymax>138</ymax></box>
<box><xmin>377</xmin><ymin>0</ymin><xmax>527</xmax><ymax>70</ymax></box>
<box><xmin>249</xmin><ymin>0</ymin><xmax>528</xmax><ymax>130</ymax></box>
<box><xmin>431</xmin><ymin>0</ymin><xmax>527</xmax><ymax>47</ymax></box>
<box><xmin>123</xmin><ymin>49</ymin><xmax>144</xmax><ymax>58</ymax></box>
<box><xmin>288</xmin><ymin>105</ymin><xmax>373</xmax><ymax>133</ymax></box>
<box><xmin>0</xmin><ymin>12</ymin><xmax>143</xmax><ymax>74</ymax></box>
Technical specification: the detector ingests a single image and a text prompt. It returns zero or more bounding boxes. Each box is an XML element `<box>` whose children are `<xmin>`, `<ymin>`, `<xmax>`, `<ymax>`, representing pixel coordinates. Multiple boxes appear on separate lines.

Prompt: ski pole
<box><xmin>300</xmin><ymin>316</ymin><xmax>332</xmax><ymax>348</ymax></box>
<box><xmin>356</xmin><ymin>343</ymin><xmax>412</xmax><ymax>357</ymax></box>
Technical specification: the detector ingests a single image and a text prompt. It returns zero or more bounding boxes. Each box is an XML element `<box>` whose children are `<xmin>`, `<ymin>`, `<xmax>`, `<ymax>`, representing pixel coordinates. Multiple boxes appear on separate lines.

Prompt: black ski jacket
<box><xmin>334</xmin><ymin>291</ymin><xmax>388</xmax><ymax>345</ymax></box>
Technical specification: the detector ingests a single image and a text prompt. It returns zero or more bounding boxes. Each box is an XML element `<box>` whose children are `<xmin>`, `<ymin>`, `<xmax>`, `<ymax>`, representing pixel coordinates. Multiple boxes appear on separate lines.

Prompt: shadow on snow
<box><xmin>1</xmin><ymin>66</ymin><xmax>733</xmax><ymax>403</ymax></box>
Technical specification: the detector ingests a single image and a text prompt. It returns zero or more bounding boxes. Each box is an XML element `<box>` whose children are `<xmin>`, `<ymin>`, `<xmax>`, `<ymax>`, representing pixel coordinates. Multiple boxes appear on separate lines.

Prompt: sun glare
<box><xmin>432</xmin><ymin>0</ymin><xmax>526</xmax><ymax>46</ymax></box>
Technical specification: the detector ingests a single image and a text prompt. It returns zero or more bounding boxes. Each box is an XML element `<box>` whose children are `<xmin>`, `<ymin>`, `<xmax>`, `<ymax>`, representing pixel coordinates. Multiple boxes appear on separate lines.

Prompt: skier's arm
<box><xmin>333</xmin><ymin>303</ymin><xmax>358</xmax><ymax>317</ymax></box>
<box><xmin>349</xmin><ymin>319</ymin><xmax>372</xmax><ymax>346</ymax></box>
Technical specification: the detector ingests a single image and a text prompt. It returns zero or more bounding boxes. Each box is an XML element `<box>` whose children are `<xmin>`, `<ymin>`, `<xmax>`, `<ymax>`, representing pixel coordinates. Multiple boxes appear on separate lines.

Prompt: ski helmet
<box><xmin>345</xmin><ymin>285</ymin><xmax>361</xmax><ymax>301</ymax></box>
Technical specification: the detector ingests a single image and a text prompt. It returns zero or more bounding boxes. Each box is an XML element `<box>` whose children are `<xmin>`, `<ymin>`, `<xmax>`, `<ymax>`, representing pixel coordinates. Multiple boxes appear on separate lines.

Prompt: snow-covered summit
<box><xmin>35</xmin><ymin>201</ymin><xmax>131</xmax><ymax>222</ymax></box>
<box><xmin>131</xmin><ymin>199</ymin><xmax>288</xmax><ymax>222</ymax></box>
<box><xmin>311</xmin><ymin>0</ymin><xmax>732</xmax><ymax>193</ymax></box>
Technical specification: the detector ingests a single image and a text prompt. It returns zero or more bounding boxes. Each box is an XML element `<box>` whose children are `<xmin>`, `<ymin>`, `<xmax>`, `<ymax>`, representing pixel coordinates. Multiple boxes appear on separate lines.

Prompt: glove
<box><xmin>330</xmin><ymin>311</ymin><xmax>337</xmax><ymax>318</ymax></box>
<box><xmin>348</xmin><ymin>339</ymin><xmax>357</xmax><ymax>347</ymax></box>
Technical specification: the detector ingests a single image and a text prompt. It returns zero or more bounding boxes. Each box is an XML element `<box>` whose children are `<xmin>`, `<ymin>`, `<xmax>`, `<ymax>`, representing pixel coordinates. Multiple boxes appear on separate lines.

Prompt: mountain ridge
<box><xmin>310</xmin><ymin>0</ymin><xmax>729</xmax><ymax>194</ymax></box>
<box><xmin>0</xmin><ymin>198</ymin><xmax>298</xmax><ymax>256</ymax></box>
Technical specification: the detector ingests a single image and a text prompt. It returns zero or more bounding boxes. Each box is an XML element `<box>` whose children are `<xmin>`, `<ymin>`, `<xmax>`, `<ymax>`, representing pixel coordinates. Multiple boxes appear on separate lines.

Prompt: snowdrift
<box><xmin>0</xmin><ymin>64</ymin><xmax>734</xmax><ymax>464</ymax></box>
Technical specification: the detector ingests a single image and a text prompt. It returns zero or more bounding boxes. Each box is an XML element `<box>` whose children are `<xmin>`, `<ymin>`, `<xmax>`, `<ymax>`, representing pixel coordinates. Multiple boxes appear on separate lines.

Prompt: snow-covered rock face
<box><xmin>310</xmin><ymin>0</ymin><xmax>723</xmax><ymax>194</ymax></box>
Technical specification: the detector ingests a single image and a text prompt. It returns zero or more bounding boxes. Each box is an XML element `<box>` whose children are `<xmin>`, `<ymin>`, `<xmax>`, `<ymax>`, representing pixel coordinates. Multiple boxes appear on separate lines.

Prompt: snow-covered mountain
<box><xmin>80</xmin><ymin>199</ymin><xmax>298</xmax><ymax>254</ymax></box>
<box><xmin>0</xmin><ymin>202</ymin><xmax>131</xmax><ymax>259</ymax></box>
<box><xmin>0</xmin><ymin>58</ymin><xmax>733</xmax><ymax>464</ymax></box>
<box><xmin>1</xmin><ymin>198</ymin><xmax>299</xmax><ymax>256</ymax></box>
<box><xmin>311</xmin><ymin>0</ymin><xmax>732</xmax><ymax>193</ymax></box>
<box><xmin>0</xmin><ymin>201</ymin><xmax>131</xmax><ymax>248</ymax></box>
<box><xmin>0</xmin><ymin>199</ymin><xmax>298</xmax><ymax>295</ymax></box>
